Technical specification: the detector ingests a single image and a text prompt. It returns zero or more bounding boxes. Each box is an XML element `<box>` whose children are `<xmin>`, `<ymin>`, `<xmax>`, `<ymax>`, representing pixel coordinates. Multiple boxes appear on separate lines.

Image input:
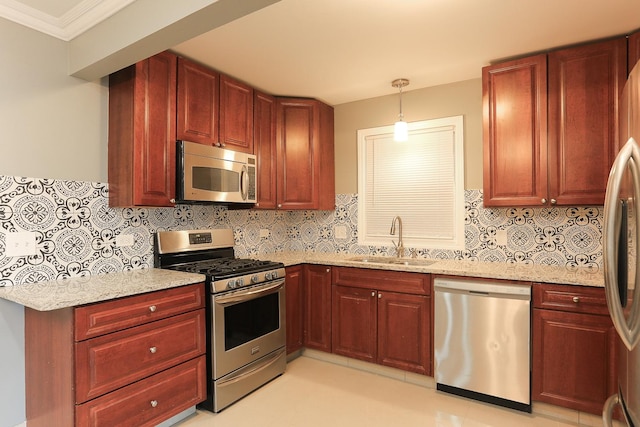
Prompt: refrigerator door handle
<box><xmin>602</xmin><ymin>393</ymin><xmax>621</xmax><ymax>427</ymax></box>
<box><xmin>604</xmin><ymin>137</ymin><xmax>640</xmax><ymax>350</ymax></box>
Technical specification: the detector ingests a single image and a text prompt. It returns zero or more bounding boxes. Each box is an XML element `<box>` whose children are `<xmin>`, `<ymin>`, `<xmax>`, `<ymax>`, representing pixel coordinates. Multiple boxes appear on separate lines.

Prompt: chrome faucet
<box><xmin>390</xmin><ymin>216</ymin><xmax>404</xmax><ymax>258</ymax></box>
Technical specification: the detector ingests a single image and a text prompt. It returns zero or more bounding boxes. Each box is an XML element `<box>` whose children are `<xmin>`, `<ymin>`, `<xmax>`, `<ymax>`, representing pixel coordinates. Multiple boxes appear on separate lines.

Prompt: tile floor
<box><xmin>177</xmin><ymin>354</ymin><xmax>613</xmax><ymax>427</ymax></box>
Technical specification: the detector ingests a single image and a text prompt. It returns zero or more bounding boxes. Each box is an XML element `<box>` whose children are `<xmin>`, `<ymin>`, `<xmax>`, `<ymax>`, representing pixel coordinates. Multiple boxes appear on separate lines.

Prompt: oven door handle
<box><xmin>214</xmin><ymin>279</ymin><xmax>285</xmax><ymax>306</ymax></box>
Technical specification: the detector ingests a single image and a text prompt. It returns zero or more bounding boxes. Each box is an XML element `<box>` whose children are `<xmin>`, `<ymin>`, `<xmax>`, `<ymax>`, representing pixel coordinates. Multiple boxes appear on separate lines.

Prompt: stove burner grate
<box><xmin>172</xmin><ymin>258</ymin><xmax>280</xmax><ymax>277</ymax></box>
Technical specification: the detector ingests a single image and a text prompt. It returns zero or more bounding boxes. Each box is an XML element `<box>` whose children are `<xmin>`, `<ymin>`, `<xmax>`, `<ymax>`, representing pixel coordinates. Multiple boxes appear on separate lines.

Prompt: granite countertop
<box><xmin>0</xmin><ymin>252</ymin><xmax>605</xmax><ymax>313</ymax></box>
<box><xmin>257</xmin><ymin>251</ymin><xmax>605</xmax><ymax>288</ymax></box>
<box><xmin>0</xmin><ymin>268</ymin><xmax>205</xmax><ymax>311</ymax></box>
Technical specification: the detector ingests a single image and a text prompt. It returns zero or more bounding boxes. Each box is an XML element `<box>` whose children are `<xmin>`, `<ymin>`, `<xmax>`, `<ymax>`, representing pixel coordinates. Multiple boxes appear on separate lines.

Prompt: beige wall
<box><xmin>0</xmin><ymin>18</ymin><xmax>108</xmax><ymax>183</ymax></box>
<box><xmin>333</xmin><ymin>78</ymin><xmax>483</xmax><ymax>194</ymax></box>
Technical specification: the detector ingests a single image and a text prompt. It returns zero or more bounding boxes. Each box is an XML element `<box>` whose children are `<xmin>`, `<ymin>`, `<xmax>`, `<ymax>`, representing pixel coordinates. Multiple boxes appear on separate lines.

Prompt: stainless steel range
<box><xmin>155</xmin><ymin>228</ymin><xmax>286</xmax><ymax>412</ymax></box>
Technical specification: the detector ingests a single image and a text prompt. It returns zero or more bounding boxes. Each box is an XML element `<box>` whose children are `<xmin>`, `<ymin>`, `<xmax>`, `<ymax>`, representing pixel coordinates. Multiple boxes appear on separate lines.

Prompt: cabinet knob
<box><xmin>572</xmin><ymin>296</ymin><xmax>580</xmax><ymax>303</ymax></box>
<box><xmin>149</xmin><ymin>305</ymin><xmax>157</xmax><ymax>313</ymax></box>
<box><xmin>149</xmin><ymin>346</ymin><xmax>157</xmax><ymax>354</ymax></box>
<box><xmin>550</xmin><ymin>198</ymin><xmax>557</xmax><ymax>205</ymax></box>
<box><xmin>371</xmin><ymin>291</ymin><xmax>376</xmax><ymax>297</ymax></box>
<box><xmin>378</xmin><ymin>293</ymin><xmax>382</xmax><ymax>299</ymax></box>
<box><xmin>326</xmin><ymin>268</ymin><xmax>330</xmax><ymax>273</ymax></box>
<box><xmin>277</xmin><ymin>204</ymin><xmax>282</xmax><ymax>209</ymax></box>
<box><xmin>150</xmin><ymin>400</ymin><xmax>158</xmax><ymax>408</ymax></box>
<box><xmin>169</xmin><ymin>199</ymin><xmax>176</xmax><ymax>204</ymax></box>
<box><xmin>541</xmin><ymin>198</ymin><xmax>547</xmax><ymax>204</ymax></box>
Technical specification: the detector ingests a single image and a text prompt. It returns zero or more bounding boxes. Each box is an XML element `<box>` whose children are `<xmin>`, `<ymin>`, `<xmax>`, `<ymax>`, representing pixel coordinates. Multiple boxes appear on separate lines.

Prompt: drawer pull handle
<box><xmin>150</xmin><ymin>400</ymin><xmax>158</xmax><ymax>408</ymax></box>
<box><xmin>149</xmin><ymin>305</ymin><xmax>157</xmax><ymax>312</ymax></box>
<box><xmin>572</xmin><ymin>296</ymin><xmax>580</xmax><ymax>303</ymax></box>
<box><xmin>149</xmin><ymin>346</ymin><xmax>157</xmax><ymax>354</ymax></box>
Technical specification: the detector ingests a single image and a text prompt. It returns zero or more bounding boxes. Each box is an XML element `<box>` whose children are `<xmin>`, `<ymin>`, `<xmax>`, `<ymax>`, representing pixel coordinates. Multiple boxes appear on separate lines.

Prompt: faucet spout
<box><xmin>390</xmin><ymin>216</ymin><xmax>404</xmax><ymax>258</ymax></box>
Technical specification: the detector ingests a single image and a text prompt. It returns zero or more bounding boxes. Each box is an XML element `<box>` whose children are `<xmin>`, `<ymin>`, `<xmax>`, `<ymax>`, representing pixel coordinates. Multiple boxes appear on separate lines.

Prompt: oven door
<box><xmin>211</xmin><ymin>278</ymin><xmax>286</xmax><ymax>379</ymax></box>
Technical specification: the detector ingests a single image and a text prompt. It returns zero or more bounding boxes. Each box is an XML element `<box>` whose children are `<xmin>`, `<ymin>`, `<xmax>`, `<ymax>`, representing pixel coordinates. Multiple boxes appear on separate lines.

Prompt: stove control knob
<box><xmin>251</xmin><ymin>275</ymin><xmax>259</xmax><ymax>284</ymax></box>
<box><xmin>271</xmin><ymin>271</ymin><xmax>279</xmax><ymax>279</ymax></box>
<box><xmin>237</xmin><ymin>278</ymin><xmax>245</xmax><ymax>287</ymax></box>
<box><xmin>227</xmin><ymin>279</ymin><xmax>237</xmax><ymax>289</ymax></box>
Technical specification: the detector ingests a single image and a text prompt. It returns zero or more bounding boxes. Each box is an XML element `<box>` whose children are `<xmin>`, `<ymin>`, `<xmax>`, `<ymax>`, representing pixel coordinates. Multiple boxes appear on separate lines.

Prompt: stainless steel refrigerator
<box><xmin>602</xmin><ymin>60</ymin><xmax>640</xmax><ymax>427</ymax></box>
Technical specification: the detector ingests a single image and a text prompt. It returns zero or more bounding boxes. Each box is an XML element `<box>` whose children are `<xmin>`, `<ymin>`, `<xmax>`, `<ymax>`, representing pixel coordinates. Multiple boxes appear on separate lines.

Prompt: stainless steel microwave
<box><xmin>176</xmin><ymin>140</ymin><xmax>257</xmax><ymax>204</ymax></box>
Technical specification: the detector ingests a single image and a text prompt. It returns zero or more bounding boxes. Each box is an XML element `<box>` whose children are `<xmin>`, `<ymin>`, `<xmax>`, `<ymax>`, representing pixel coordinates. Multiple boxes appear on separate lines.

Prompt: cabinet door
<box><xmin>276</xmin><ymin>98</ymin><xmax>318</xmax><ymax>209</ymax></box>
<box><xmin>276</xmin><ymin>98</ymin><xmax>335</xmax><ymax>210</ymax></box>
<box><xmin>285</xmin><ymin>265</ymin><xmax>304</xmax><ymax>354</ymax></box>
<box><xmin>377</xmin><ymin>291</ymin><xmax>431</xmax><ymax>375</ymax></box>
<box><xmin>304</xmin><ymin>265</ymin><xmax>332</xmax><ymax>352</ymax></box>
<box><xmin>532</xmin><ymin>308</ymin><xmax>617</xmax><ymax>414</ymax></box>
<box><xmin>219</xmin><ymin>74</ymin><xmax>254</xmax><ymax>153</ymax></box>
<box><xmin>548</xmin><ymin>37</ymin><xmax>626</xmax><ymax>205</ymax></box>
<box><xmin>254</xmin><ymin>91</ymin><xmax>278</xmax><ymax>209</ymax></box>
<box><xmin>482</xmin><ymin>54</ymin><xmax>548</xmax><ymax>207</ymax></box>
<box><xmin>332</xmin><ymin>285</ymin><xmax>377</xmax><ymax>363</ymax></box>
<box><xmin>177</xmin><ymin>57</ymin><xmax>219</xmax><ymax>145</ymax></box>
<box><xmin>108</xmin><ymin>51</ymin><xmax>177</xmax><ymax>207</ymax></box>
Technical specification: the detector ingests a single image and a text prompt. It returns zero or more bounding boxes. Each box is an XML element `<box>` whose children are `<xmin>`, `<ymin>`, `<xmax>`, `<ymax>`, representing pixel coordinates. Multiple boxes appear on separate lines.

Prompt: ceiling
<box><xmin>3</xmin><ymin>0</ymin><xmax>640</xmax><ymax>105</ymax></box>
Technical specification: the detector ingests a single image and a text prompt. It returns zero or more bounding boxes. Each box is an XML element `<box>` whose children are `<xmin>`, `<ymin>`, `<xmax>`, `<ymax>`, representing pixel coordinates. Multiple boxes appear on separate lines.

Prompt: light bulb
<box><xmin>394</xmin><ymin>120</ymin><xmax>408</xmax><ymax>142</ymax></box>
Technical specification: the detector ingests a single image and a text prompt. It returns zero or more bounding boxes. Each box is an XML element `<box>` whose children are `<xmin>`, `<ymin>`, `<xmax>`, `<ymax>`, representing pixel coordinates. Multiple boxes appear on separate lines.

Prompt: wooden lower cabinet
<box><xmin>285</xmin><ymin>264</ymin><xmax>332</xmax><ymax>354</ymax></box>
<box><xmin>303</xmin><ymin>265</ymin><xmax>332</xmax><ymax>352</ymax></box>
<box><xmin>76</xmin><ymin>356</ymin><xmax>206</xmax><ymax>427</ymax></box>
<box><xmin>532</xmin><ymin>283</ymin><xmax>617</xmax><ymax>414</ymax></box>
<box><xmin>331</xmin><ymin>267</ymin><xmax>432</xmax><ymax>375</ymax></box>
<box><xmin>285</xmin><ymin>265</ymin><xmax>304</xmax><ymax>354</ymax></box>
<box><xmin>332</xmin><ymin>284</ymin><xmax>377</xmax><ymax>363</ymax></box>
<box><xmin>377</xmin><ymin>290</ymin><xmax>431</xmax><ymax>374</ymax></box>
<box><xmin>25</xmin><ymin>283</ymin><xmax>206</xmax><ymax>427</ymax></box>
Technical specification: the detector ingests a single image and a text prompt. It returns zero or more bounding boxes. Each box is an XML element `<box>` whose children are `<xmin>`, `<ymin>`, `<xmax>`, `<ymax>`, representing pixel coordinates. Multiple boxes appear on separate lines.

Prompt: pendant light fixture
<box><xmin>392</xmin><ymin>78</ymin><xmax>410</xmax><ymax>142</ymax></box>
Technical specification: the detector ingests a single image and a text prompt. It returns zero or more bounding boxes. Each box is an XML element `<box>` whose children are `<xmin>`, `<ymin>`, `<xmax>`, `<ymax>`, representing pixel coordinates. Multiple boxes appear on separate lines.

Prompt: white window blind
<box><xmin>357</xmin><ymin>116</ymin><xmax>464</xmax><ymax>250</ymax></box>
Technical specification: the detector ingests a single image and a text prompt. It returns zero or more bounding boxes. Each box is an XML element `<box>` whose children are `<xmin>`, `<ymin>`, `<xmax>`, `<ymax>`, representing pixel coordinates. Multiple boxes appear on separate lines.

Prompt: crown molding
<box><xmin>0</xmin><ymin>0</ymin><xmax>135</xmax><ymax>41</ymax></box>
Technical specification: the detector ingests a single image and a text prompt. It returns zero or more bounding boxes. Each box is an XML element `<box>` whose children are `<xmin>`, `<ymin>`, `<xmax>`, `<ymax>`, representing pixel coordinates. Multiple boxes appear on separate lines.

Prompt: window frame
<box><xmin>356</xmin><ymin>115</ymin><xmax>465</xmax><ymax>250</ymax></box>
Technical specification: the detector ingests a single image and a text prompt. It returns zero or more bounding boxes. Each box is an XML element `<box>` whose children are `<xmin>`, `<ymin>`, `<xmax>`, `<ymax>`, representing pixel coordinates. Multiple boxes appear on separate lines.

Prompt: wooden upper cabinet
<box><xmin>254</xmin><ymin>91</ymin><xmax>278</xmax><ymax>209</ymax></box>
<box><xmin>483</xmin><ymin>37</ymin><xmax>626</xmax><ymax>207</ymax></box>
<box><xmin>177</xmin><ymin>58</ymin><xmax>254</xmax><ymax>153</ymax></box>
<box><xmin>219</xmin><ymin>74</ymin><xmax>254</xmax><ymax>153</ymax></box>
<box><xmin>177</xmin><ymin>57</ymin><xmax>219</xmax><ymax>146</ymax></box>
<box><xmin>108</xmin><ymin>51</ymin><xmax>177</xmax><ymax>207</ymax></box>
<box><xmin>275</xmin><ymin>98</ymin><xmax>335</xmax><ymax>210</ymax></box>
<box><xmin>483</xmin><ymin>54</ymin><xmax>548</xmax><ymax>207</ymax></box>
<box><xmin>547</xmin><ymin>37</ymin><xmax>626</xmax><ymax>206</ymax></box>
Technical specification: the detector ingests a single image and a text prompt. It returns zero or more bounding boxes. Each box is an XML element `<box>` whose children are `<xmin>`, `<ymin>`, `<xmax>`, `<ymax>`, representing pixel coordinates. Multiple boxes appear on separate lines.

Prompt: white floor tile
<box><xmin>176</xmin><ymin>356</ymin><xmax>608</xmax><ymax>427</ymax></box>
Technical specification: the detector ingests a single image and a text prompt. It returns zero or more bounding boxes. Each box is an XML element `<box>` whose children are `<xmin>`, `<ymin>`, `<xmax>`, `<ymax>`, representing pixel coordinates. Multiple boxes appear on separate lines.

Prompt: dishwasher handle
<box><xmin>434</xmin><ymin>278</ymin><xmax>531</xmax><ymax>298</ymax></box>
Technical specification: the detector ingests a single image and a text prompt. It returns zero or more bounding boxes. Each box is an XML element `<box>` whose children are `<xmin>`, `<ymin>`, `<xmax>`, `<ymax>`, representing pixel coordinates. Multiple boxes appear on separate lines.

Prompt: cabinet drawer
<box><xmin>75</xmin><ymin>309</ymin><xmax>205</xmax><ymax>403</ymax></box>
<box><xmin>75</xmin><ymin>356</ymin><xmax>206</xmax><ymax>427</ymax></box>
<box><xmin>75</xmin><ymin>283</ymin><xmax>204</xmax><ymax>340</ymax></box>
<box><xmin>533</xmin><ymin>283</ymin><xmax>608</xmax><ymax>315</ymax></box>
<box><xmin>332</xmin><ymin>267</ymin><xmax>430</xmax><ymax>295</ymax></box>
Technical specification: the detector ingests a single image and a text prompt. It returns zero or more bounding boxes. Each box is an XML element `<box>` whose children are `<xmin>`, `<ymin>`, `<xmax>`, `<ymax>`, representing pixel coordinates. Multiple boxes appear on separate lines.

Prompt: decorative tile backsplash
<box><xmin>0</xmin><ymin>175</ymin><xmax>603</xmax><ymax>286</ymax></box>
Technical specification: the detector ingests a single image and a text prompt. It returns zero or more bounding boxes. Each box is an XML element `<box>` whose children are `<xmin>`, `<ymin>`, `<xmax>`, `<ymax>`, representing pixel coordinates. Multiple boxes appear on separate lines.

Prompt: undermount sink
<box><xmin>347</xmin><ymin>256</ymin><xmax>436</xmax><ymax>267</ymax></box>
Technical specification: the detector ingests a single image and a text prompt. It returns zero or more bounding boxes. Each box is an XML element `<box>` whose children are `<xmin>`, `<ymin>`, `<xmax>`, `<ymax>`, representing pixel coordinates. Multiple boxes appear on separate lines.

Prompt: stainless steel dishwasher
<box><xmin>434</xmin><ymin>277</ymin><xmax>531</xmax><ymax>412</ymax></box>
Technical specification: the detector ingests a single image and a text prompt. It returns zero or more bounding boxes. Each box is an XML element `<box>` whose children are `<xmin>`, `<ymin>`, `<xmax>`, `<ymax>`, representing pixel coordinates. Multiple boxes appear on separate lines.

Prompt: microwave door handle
<box><xmin>240</xmin><ymin>165</ymin><xmax>249</xmax><ymax>201</ymax></box>
<box><xmin>604</xmin><ymin>137</ymin><xmax>640</xmax><ymax>350</ymax></box>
